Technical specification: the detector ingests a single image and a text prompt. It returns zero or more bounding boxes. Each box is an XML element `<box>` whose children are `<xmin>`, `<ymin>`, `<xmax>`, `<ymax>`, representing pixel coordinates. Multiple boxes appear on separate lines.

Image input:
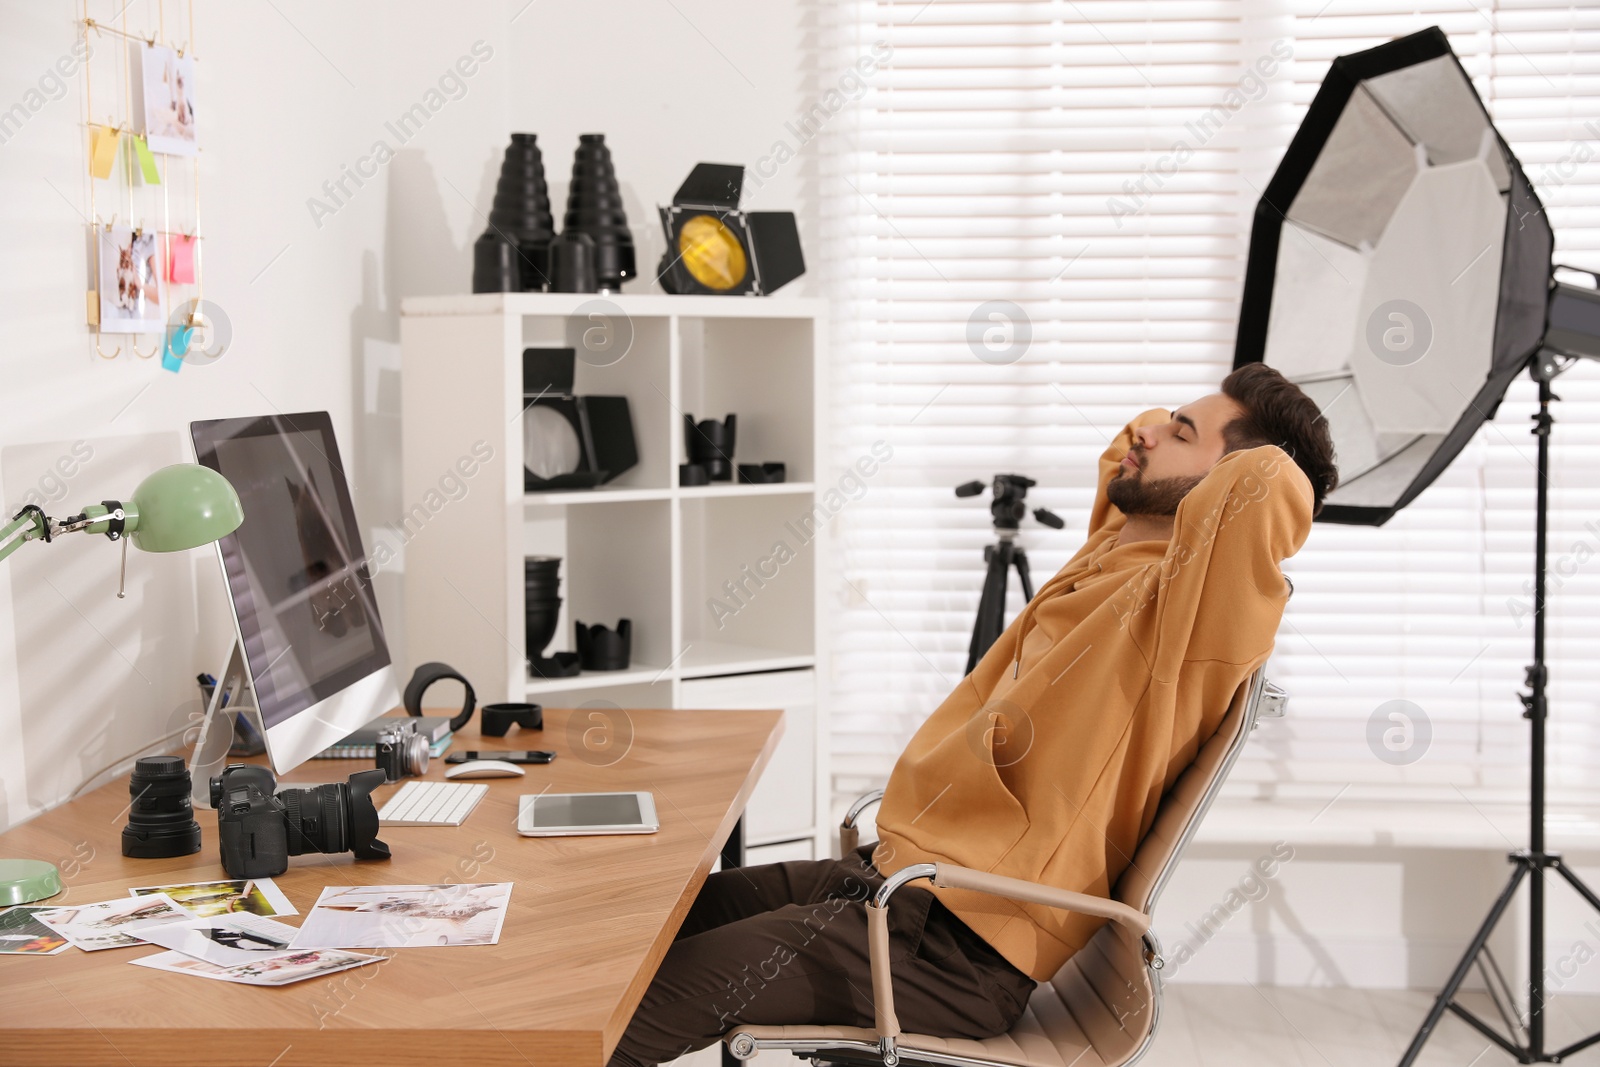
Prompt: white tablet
<box><xmin>516</xmin><ymin>792</ymin><xmax>659</xmax><ymax>836</ymax></box>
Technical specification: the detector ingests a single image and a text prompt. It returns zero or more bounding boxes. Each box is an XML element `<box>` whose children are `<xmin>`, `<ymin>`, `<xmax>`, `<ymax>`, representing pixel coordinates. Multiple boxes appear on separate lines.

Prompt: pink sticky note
<box><xmin>168</xmin><ymin>235</ymin><xmax>196</xmax><ymax>284</ymax></box>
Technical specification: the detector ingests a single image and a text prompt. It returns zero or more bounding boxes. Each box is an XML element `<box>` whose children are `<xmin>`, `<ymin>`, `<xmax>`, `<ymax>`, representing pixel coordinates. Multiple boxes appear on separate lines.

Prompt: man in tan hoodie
<box><xmin>610</xmin><ymin>363</ymin><xmax>1338</xmax><ymax>1067</ymax></box>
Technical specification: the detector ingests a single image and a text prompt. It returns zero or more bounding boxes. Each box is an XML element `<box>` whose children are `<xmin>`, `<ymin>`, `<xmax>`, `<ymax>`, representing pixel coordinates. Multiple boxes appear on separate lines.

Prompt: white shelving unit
<box><xmin>400</xmin><ymin>292</ymin><xmax>830</xmax><ymax>861</ymax></box>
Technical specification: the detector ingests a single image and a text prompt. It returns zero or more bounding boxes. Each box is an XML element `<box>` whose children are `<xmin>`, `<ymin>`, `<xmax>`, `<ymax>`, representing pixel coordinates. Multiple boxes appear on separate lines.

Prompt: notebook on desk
<box><xmin>314</xmin><ymin>716</ymin><xmax>452</xmax><ymax>759</ymax></box>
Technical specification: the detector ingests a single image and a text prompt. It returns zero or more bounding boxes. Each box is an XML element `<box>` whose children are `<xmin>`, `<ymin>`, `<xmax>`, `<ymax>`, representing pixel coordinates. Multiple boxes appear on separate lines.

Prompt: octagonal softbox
<box><xmin>1233</xmin><ymin>27</ymin><xmax>1553</xmax><ymax>525</ymax></box>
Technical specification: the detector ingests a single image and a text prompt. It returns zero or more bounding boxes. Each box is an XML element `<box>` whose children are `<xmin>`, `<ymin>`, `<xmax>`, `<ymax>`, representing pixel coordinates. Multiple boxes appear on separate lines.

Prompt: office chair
<box><xmin>726</xmin><ymin>667</ymin><xmax>1287</xmax><ymax>1067</ymax></box>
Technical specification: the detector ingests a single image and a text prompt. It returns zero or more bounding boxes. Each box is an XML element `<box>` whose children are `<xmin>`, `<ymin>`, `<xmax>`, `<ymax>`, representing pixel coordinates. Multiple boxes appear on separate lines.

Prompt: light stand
<box><xmin>956</xmin><ymin>474</ymin><xmax>1063</xmax><ymax>675</ymax></box>
<box><xmin>1399</xmin><ymin>346</ymin><xmax>1600</xmax><ymax>1065</ymax></box>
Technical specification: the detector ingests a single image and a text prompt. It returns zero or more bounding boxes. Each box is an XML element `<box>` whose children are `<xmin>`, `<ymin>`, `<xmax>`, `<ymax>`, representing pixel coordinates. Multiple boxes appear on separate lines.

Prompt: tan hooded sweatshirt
<box><xmin>872</xmin><ymin>408</ymin><xmax>1313</xmax><ymax>981</ymax></box>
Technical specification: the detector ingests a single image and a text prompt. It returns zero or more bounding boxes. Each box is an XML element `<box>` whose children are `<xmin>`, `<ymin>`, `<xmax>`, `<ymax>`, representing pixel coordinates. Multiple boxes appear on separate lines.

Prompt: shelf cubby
<box><xmin>680</xmin><ymin>493</ymin><xmax>817</xmax><ymax>668</ymax></box>
<box><xmin>679</xmin><ymin>315</ymin><xmax>816</xmax><ymax>484</ymax></box>
<box><xmin>519</xmin><ymin>313</ymin><xmax>672</xmax><ymax>492</ymax></box>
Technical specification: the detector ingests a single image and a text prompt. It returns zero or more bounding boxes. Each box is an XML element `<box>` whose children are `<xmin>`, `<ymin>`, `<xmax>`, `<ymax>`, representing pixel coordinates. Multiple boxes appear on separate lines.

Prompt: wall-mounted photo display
<box><xmin>98</xmin><ymin>225</ymin><xmax>164</xmax><ymax>334</ymax></box>
<box><xmin>132</xmin><ymin>41</ymin><xmax>197</xmax><ymax>156</ymax></box>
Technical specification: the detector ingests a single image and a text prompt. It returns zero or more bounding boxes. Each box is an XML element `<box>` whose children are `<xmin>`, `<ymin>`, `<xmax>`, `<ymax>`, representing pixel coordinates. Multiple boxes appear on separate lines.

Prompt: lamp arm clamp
<box><xmin>0</xmin><ymin>506</ymin><xmax>50</xmax><ymax>562</ymax></box>
<box><xmin>38</xmin><ymin>505</ymin><xmax>131</xmax><ymax>539</ymax></box>
<box><xmin>0</xmin><ymin>502</ymin><xmax>136</xmax><ymax>563</ymax></box>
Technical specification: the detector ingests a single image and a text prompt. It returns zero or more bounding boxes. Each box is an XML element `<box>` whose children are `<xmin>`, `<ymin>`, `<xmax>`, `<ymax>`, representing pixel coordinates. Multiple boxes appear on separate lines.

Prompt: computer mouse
<box><xmin>444</xmin><ymin>760</ymin><xmax>527</xmax><ymax>780</ymax></box>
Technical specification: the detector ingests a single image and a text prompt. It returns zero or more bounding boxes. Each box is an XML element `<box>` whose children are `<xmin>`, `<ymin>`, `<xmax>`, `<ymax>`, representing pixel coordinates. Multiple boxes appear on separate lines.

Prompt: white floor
<box><xmin>1133</xmin><ymin>985</ymin><xmax>1600</xmax><ymax>1066</ymax></box>
<box><xmin>671</xmin><ymin>986</ymin><xmax>1600</xmax><ymax>1067</ymax></box>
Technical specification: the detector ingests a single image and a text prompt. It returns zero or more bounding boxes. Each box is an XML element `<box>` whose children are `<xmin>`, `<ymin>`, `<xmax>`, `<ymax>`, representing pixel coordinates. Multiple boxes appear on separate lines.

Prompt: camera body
<box><xmin>210</xmin><ymin>764</ymin><xmax>391</xmax><ymax>880</ymax></box>
<box><xmin>375</xmin><ymin>719</ymin><xmax>429</xmax><ymax>782</ymax></box>
<box><xmin>210</xmin><ymin>765</ymin><xmax>291</xmax><ymax>878</ymax></box>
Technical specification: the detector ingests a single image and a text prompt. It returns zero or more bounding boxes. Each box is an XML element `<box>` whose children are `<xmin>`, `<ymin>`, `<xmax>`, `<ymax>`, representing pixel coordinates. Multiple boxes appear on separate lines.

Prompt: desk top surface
<box><xmin>0</xmin><ymin>705</ymin><xmax>783</xmax><ymax>1067</ymax></box>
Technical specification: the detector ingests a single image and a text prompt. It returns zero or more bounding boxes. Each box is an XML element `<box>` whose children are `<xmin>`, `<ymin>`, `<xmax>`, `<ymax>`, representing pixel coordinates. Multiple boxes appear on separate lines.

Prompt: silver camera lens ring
<box><xmin>405</xmin><ymin>729</ymin><xmax>429</xmax><ymax>777</ymax></box>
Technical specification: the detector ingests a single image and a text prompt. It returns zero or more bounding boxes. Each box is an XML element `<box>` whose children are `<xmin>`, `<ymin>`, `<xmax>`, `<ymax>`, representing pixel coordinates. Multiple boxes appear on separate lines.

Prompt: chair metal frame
<box><xmin>727</xmin><ymin>669</ymin><xmax>1286</xmax><ymax>1067</ymax></box>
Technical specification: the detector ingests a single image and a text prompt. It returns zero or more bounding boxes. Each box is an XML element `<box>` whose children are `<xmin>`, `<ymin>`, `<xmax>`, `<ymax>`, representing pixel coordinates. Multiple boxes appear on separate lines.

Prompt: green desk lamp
<box><xmin>0</xmin><ymin>462</ymin><xmax>243</xmax><ymax>595</ymax></box>
<box><xmin>0</xmin><ymin>462</ymin><xmax>243</xmax><ymax>905</ymax></box>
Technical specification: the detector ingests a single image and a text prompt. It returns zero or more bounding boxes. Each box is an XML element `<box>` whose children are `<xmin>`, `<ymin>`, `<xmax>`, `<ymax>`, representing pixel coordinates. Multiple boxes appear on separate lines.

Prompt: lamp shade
<box><xmin>1233</xmin><ymin>27</ymin><xmax>1554</xmax><ymax>525</ymax></box>
<box><xmin>128</xmin><ymin>463</ymin><xmax>243</xmax><ymax>552</ymax></box>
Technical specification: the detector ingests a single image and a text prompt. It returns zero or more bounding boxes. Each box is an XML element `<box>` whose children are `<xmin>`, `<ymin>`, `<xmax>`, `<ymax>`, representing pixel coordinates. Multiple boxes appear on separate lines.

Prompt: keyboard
<box><xmin>377</xmin><ymin>780</ymin><xmax>488</xmax><ymax>826</ymax></box>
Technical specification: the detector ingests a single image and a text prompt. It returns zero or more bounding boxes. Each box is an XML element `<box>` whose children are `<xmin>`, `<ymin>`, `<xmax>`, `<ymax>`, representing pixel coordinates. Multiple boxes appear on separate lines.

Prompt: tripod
<box><xmin>1399</xmin><ymin>356</ymin><xmax>1600</xmax><ymax>1065</ymax></box>
<box><xmin>957</xmin><ymin>474</ymin><xmax>1063</xmax><ymax>675</ymax></box>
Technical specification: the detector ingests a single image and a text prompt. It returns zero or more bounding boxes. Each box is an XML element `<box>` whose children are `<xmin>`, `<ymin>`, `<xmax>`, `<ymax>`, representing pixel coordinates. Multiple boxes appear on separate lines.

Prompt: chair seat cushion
<box><xmin>727</xmin><ymin>977</ymin><xmax>1115</xmax><ymax>1067</ymax></box>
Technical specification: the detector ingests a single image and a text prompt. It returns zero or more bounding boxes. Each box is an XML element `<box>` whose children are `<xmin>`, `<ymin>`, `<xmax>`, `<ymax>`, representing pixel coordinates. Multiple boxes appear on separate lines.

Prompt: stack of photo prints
<box><xmin>0</xmin><ymin>880</ymin><xmax>513</xmax><ymax>988</ymax></box>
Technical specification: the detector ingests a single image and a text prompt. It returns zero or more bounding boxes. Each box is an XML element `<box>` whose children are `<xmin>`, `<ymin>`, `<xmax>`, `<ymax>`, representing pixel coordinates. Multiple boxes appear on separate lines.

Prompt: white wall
<box><xmin>0</xmin><ymin>0</ymin><xmax>814</xmax><ymax>831</ymax></box>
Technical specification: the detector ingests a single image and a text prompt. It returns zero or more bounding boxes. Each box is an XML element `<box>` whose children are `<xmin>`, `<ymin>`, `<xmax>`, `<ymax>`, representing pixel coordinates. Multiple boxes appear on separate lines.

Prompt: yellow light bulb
<box><xmin>678</xmin><ymin>215</ymin><xmax>748</xmax><ymax>291</ymax></box>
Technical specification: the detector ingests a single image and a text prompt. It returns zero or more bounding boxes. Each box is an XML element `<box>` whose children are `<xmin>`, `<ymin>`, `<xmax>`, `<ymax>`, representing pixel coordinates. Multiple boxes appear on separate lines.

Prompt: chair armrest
<box><xmin>838</xmin><ymin>788</ymin><xmax>885</xmax><ymax>856</ymax></box>
<box><xmin>926</xmin><ymin>863</ymin><xmax>1151</xmax><ymax>935</ymax></box>
<box><xmin>862</xmin><ymin>861</ymin><xmax>1151</xmax><ymax>1052</ymax></box>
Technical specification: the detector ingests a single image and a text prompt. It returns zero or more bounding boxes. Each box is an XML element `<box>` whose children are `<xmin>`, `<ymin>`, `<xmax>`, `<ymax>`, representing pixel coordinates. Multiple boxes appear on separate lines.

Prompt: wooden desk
<box><xmin>0</xmin><ymin>706</ymin><xmax>784</xmax><ymax>1067</ymax></box>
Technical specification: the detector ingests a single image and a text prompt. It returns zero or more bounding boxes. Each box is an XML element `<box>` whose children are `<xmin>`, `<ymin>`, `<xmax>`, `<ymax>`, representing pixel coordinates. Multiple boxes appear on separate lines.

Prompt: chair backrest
<box><xmin>1035</xmin><ymin>669</ymin><xmax>1275</xmax><ymax>1067</ymax></box>
<box><xmin>1113</xmin><ymin>668</ymin><xmax>1270</xmax><ymax>916</ymax></box>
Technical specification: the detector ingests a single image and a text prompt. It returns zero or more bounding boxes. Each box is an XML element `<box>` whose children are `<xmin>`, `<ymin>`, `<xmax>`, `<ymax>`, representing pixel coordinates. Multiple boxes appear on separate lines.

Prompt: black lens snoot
<box><xmin>560</xmin><ymin>134</ymin><xmax>635</xmax><ymax>292</ymax></box>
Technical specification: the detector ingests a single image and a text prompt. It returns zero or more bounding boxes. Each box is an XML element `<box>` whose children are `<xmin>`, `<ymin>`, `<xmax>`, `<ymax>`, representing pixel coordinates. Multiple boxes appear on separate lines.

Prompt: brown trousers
<box><xmin>607</xmin><ymin>843</ymin><xmax>1037</xmax><ymax>1067</ymax></box>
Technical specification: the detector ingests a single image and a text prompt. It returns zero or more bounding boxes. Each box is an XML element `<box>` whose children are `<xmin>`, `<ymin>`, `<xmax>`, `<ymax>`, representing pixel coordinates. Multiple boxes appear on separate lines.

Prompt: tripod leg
<box><xmin>1398</xmin><ymin>860</ymin><xmax>1529</xmax><ymax>1067</ymax></box>
<box><xmin>966</xmin><ymin>542</ymin><xmax>1014</xmax><ymax>675</ymax></box>
<box><xmin>1553</xmin><ymin>859</ymin><xmax>1600</xmax><ymax>915</ymax></box>
<box><xmin>1474</xmin><ymin>948</ymin><xmax>1526</xmax><ymax>1044</ymax></box>
<box><xmin>1013</xmin><ymin>547</ymin><xmax>1035</xmax><ymax>602</ymax></box>
<box><xmin>1543</xmin><ymin>856</ymin><xmax>1600</xmax><ymax>1059</ymax></box>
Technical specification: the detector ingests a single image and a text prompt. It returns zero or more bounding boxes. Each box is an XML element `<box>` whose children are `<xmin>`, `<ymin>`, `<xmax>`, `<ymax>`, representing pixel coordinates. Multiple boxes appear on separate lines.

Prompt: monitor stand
<box><xmin>190</xmin><ymin>638</ymin><xmax>267</xmax><ymax>808</ymax></box>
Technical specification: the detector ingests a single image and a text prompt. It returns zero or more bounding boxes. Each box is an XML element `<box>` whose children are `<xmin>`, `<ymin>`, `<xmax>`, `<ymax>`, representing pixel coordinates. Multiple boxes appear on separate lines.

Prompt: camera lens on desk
<box><xmin>122</xmin><ymin>755</ymin><xmax>203</xmax><ymax>859</ymax></box>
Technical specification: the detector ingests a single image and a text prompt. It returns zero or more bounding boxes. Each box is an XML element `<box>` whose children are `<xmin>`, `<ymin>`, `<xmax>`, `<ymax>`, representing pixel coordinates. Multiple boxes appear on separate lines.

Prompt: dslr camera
<box><xmin>210</xmin><ymin>764</ymin><xmax>391</xmax><ymax>879</ymax></box>
<box><xmin>375</xmin><ymin>719</ymin><xmax>429</xmax><ymax>782</ymax></box>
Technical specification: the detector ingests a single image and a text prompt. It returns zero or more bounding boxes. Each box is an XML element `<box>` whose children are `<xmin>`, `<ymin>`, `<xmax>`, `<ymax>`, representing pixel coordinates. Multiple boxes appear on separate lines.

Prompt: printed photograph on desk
<box><xmin>0</xmin><ymin>906</ymin><xmax>72</xmax><ymax>954</ymax></box>
<box><xmin>32</xmin><ymin>893</ymin><xmax>190</xmax><ymax>952</ymax></box>
<box><xmin>126</xmin><ymin>913</ymin><xmax>301</xmax><ymax>967</ymax></box>
<box><xmin>128</xmin><ymin>877</ymin><xmax>297</xmax><ymax>918</ymax></box>
<box><xmin>131</xmin><ymin>947</ymin><xmax>383</xmax><ymax>986</ymax></box>
<box><xmin>292</xmin><ymin>883</ymin><xmax>513</xmax><ymax>949</ymax></box>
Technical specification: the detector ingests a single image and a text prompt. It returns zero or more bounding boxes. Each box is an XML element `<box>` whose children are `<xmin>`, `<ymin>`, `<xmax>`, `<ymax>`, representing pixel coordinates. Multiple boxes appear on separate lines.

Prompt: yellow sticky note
<box><xmin>89</xmin><ymin>126</ymin><xmax>120</xmax><ymax>180</ymax></box>
<box><xmin>132</xmin><ymin>135</ymin><xmax>160</xmax><ymax>185</ymax></box>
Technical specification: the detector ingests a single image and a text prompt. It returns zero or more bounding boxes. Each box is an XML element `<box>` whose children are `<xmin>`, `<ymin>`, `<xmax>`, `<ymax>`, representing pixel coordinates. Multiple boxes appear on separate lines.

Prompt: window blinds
<box><xmin>818</xmin><ymin>1</ymin><xmax>1600</xmax><ymax>821</ymax></box>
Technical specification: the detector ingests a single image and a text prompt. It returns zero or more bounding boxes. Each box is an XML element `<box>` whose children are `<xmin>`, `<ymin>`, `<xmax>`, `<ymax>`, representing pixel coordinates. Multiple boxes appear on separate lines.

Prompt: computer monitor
<box><xmin>190</xmin><ymin>411</ymin><xmax>399</xmax><ymax>775</ymax></box>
